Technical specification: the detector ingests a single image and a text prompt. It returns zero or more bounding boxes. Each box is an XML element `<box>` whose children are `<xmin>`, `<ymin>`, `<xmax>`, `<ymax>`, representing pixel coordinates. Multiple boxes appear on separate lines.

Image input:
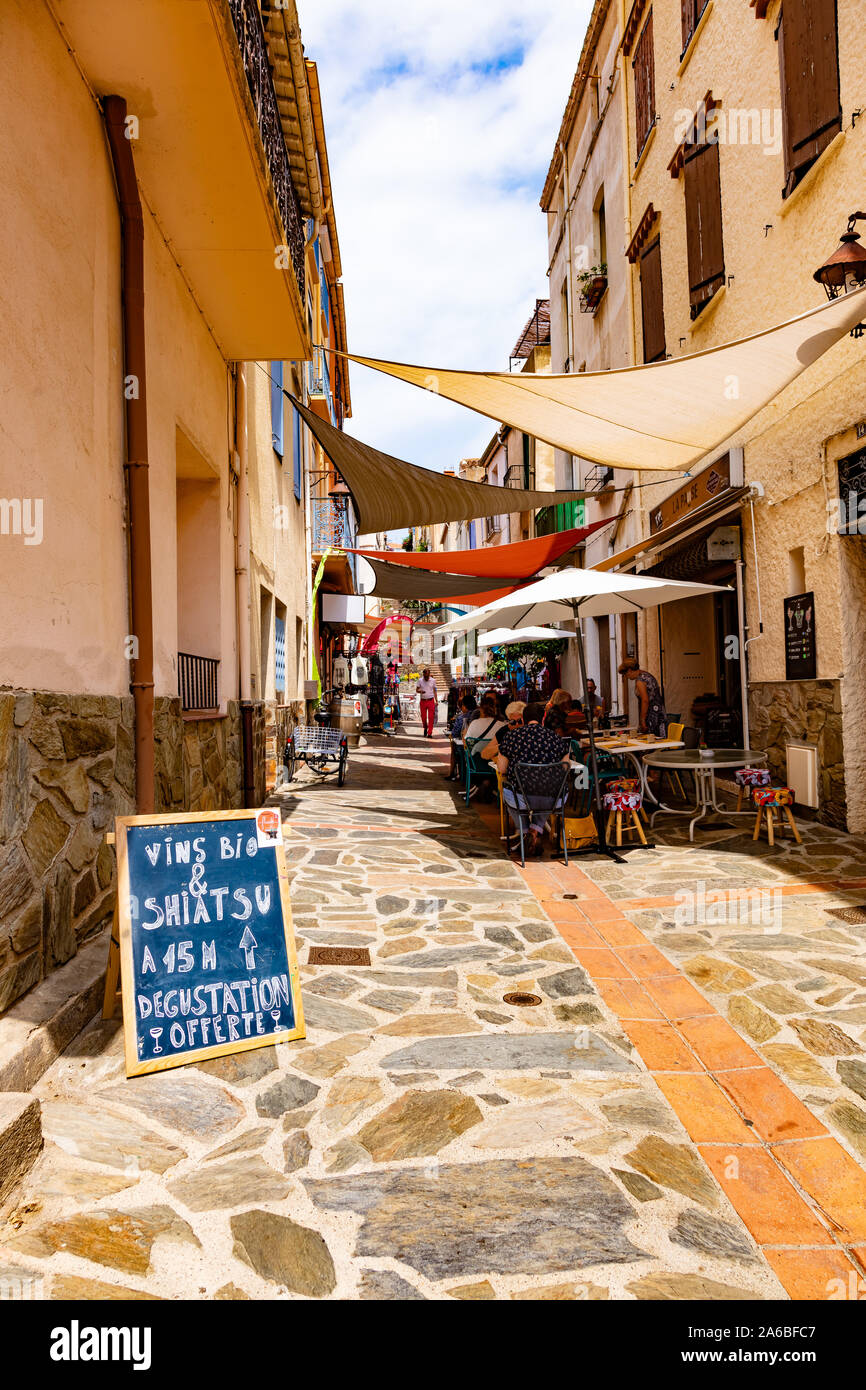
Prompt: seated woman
<box><xmin>444</xmin><ymin>692</ymin><xmax>478</xmax><ymax>780</ymax></box>
<box><xmin>481</xmin><ymin>701</ymin><xmax>525</xmax><ymax>775</ymax></box>
<box><xmin>497</xmin><ymin>702</ymin><xmax>571</xmax><ymax>858</ymax></box>
<box><xmin>462</xmin><ymin>693</ymin><xmax>506</xmax><ymax>801</ymax></box>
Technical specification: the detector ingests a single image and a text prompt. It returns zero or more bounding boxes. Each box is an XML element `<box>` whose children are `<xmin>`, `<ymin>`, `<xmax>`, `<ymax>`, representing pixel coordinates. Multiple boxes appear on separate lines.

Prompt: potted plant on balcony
<box><xmin>577</xmin><ymin>263</ymin><xmax>608</xmax><ymax>313</ymax></box>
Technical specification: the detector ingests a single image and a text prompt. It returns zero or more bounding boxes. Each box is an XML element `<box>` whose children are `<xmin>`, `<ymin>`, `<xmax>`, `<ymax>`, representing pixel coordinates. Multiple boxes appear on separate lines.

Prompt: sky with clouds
<box><xmin>297</xmin><ymin>1</ymin><xmax>592</xmax><ymax>519</ymax></box>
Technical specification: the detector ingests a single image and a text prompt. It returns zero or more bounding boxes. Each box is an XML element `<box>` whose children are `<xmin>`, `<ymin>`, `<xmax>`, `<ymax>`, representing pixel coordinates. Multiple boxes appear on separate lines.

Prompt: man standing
<box><xmin>416</xmin><ymin>667</ymin><xmax>438</xmax><ymax>739</ymax></box>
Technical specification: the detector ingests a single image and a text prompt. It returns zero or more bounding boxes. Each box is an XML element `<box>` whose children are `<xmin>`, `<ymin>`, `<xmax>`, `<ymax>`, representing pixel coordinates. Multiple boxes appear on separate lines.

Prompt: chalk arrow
<box><xmin>239</xmin><ymin>926</ymin><xmax>258</xmax><ymax>970</ymax></box>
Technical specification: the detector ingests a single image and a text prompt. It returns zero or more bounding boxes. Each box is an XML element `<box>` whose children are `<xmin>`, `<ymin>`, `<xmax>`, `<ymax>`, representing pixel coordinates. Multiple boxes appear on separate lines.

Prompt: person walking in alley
<box><xmin>416</xmin><ymin>666</ymin><xmax>438</xmax><ymax>738</ymax></box>
<box><xmin>618</xmin><ymin>657</ymin><xmax>667</xmax><ymax>735</ymax></box>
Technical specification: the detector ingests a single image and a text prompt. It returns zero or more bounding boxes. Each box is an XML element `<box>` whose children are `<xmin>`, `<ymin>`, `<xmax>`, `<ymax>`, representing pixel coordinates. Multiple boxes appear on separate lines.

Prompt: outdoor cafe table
<box><xmin>642</xmin><ymin>747</ymin><xmax>768</xmax><ymax>842</ymax></box>
<box><xmin>575</xmin><ymin>736</ymin><xmax>684</xmax><ymax>807</ymax></box>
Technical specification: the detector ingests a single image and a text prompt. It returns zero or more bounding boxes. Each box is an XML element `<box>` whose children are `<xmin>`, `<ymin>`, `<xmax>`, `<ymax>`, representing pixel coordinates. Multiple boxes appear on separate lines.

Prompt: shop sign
<box><xmin>784</xmin><ymin>592</ymin><xmax>816</xmax><ymax>682</ymax></box>
<box><xmin>649</xmin><ymin>451</ymin><xmax>739</xmax><ymax>535</ymax></box>
<box><xmin>109</xmin><ymin>810</ymin><xmax>304</xmax><ymax>1077</ymax></box>
<box><xmin>707</xmin><ymin>526</ymin><xmax>741</xmax><ymax>561</ymax></box>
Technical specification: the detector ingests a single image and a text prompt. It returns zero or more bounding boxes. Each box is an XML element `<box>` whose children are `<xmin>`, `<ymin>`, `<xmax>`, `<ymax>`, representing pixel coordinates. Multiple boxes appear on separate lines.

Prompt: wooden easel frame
<box><xmin>108</xmin><ymin>809</ymin><xmax>305</xmax><ymax>1078</ymax></box>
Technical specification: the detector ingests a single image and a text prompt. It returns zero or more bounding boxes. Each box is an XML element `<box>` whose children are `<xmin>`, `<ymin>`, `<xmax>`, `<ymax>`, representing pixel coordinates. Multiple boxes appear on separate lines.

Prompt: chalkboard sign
<box><xmin>784</xmin><ymin>591</ymin><xmax>816</xmax><ymax>681</ymax></box>
<box><xmin>114</xmin><ymin>810</ymin><xmax>304</xmax><ymax>1077</ymax></box>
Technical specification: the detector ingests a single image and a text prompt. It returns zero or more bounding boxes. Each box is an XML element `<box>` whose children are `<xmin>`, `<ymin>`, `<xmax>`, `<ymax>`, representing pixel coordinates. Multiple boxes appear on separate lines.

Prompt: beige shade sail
<box><xmin>345</xmin><ymin>285</ymin><xmax>866</xmax><ymax>472</ymax></box>
<box><xmin>288</xmin><ymin>394</ymin><xmax>586</xmax><ymax>533</ymax></box>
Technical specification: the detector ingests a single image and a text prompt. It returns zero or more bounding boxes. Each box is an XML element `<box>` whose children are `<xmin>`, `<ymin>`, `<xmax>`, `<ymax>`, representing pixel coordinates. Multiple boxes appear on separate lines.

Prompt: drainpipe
<box><xmin>560</xmin><ymin>139</ymin><xmax>575</xmax><ymax>374</ymax></box>
<box><xmin>234</xmin><ymin>363</ymin><xmax>256</xmax><ymax>808</ymax></box>
<box><xmin>104</xmin><ymin>96</ymin><xmax>155</xmax><ymax>815</ymax></box>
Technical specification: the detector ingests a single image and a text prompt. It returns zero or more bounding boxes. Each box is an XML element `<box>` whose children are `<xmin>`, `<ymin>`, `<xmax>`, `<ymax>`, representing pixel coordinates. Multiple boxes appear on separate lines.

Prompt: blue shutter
<box><xmin>292</xmin><ymin>405</ymin><xmax>302</xmax><ymax>501</ymax></box>
<box><xmin>270</xmin><ymin>361</ymin><xmax>284</xmax><ymax>456</ymax></box>
<box><xmin>274</xmin><ymin>616</ymin><xmax>286</xmax><ymax>692</ymax></box>
<box><xmin>468</xmin><ymin>521</ymin><xmax>476</xmax><ymax>549</ymax></box>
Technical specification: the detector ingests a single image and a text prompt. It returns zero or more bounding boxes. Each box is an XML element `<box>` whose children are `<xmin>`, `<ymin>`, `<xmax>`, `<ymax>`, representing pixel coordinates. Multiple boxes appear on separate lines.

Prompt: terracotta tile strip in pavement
<box><xmin>494</xmin><ymin>845</ymin><xmax>866</xmax><ymax>1300</ymax></box>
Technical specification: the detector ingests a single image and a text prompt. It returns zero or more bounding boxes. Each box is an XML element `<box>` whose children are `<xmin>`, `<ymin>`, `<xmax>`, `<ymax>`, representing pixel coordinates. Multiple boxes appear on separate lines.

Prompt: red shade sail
<box><xmin>350</xmin><ymin>518</ymin><xmax>614</xmax><ymax>579</ymax></box>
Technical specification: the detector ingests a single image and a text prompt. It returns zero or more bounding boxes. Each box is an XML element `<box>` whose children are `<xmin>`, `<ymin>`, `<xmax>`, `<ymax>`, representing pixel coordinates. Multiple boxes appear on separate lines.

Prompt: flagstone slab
<box><xmin>511</xmin><ymin>1280</ymin><xmax>609</xmax><ymax>1300</ymax></box>
<box><xmin>231</xmin><ymin>1210</ymin><xmax>335</xmax><ymax>1297</ymax></box>
<box><xmin>837</xmin><ymin>1059</ymin><xmax>866</xmax><ymax>1100</ymax></box>
<box><xmin>470</xmin><ymin>1098</ymin><xmax>599</xmax><ymax>1149</ymax></box>
<box><xmin>100</xmin><ymin>1074</ymin><xmax>244</xmax><ymax>1139</ymax></box>
<box><xmin>380</xmin><ymin>1032</ymin><xmax>636</xmax><ymax>1073</ymax></box>
<box><xmin>283</xmin><ymin>1131</ymin><xmax>312</xmax><ymax>1173</ymax></box>
<box><xmin>761</xmin><ymin>1045</ymin><xmax>833</xmax><ymax>1085</ymax></box>
<box><xmin>626</xmin><ymin>1273</ymin><xmax>766</xmax><ymax>1300</ymax></box>
<box><xmin>36</xmin><ymin>1153</ymin><xmax>137</xmax><ymax>1200</ymax></box>
<box><xmin>8</xmin><ymin>1204</ymin><xmax>198</xmax><ymax>1275</ymax></box>
<box><xmin>611</xmin><ymin>1169</ymin><xmax>663</xmax><ymax>1202</ymax></box>
<box><xmin>727</xmin><ymin>995</ymin><xmax>780</xmax><ymax>1042</ymax></box>
<box><xmin>320</xmin><ymin>1076</ymin><xmax>383</xmax><ymax>1133</ymax></box>
<box><xmin>41</xmin><ymin>1102</ymin><xmax>186</xmax><ymax>1174</ymax></box>
<box><xmin>362</xmin><ymin>969</ymin><xmax>458</xmax><ymax>989</ymax></box>
<box><xmin>379</xmin><ymin>1012</ymin><xmax>483</xmax><ymax>1038</ymax></box>
<box><xmin>538</xmin><ymin>967</ymin><xmax>592</xmax><ymax>999</ymax></box>
<box><xmin>303</xmin><ymin>974</ymin><xmax>362</xmax><ymax>1001</ymax></box>
<box><xmin>356</xmin><ymin>1089</ymin><xmax>482</xmax><ymax>1161</ymax></box>
<box><xmin>304</xmin><ymin>1157</ymin><xmax>647</xmax><ymax>1278</ymax></box>
<box><xmin>599</xmin><ymin>1094</ymin><xmax>677</xmax><ymax>1132</ymax></box>
<box><xmin>624</xmin><ymin>1136</ymin><xmax>719</xmax><ymax>1209</ymax></box>
<box><xmin>197</xmin><ymin>1047</ymin><xmax>278</xmax><ymax>1085</ymax></box>
<box><xmin>789</xmin><ymin>1018</ymin><xmax>862</xmax><ymax>1056</ymax></box>
<box><xmin>292</xmin><ymin>1035</ymin><xmax>371</xmax><ymax>1078</ymax></box>
<box><xmin>205</xmin><ymin>1126</ymin><xmax>272</xmax><ymax>1161</ymax></box>
<box><xmin>358</xmin><ymin>1269</ymin><xmax>426</xmax><ymax>1300</ymax></box>
<box><xmin>255</xmin><ymin>1074</ymin><xmax>320</xmax><ymax>1118</ymax></box>
<box><xmin>50</xmin><ymin>1275</ymin><xmax>162</xmax><ymax>1300</ymax></box>
<box><xmin>167</xmin><ymin>1156</ymin><xmax>289</xmax><ymax>1211</ymax></box>
<box><xmin>448</xmin><ymin>1280</ymin><xmax>496</xmax><ymax>1300</ymax></box>
<box><xmin>671</xmin><ymin>1209</ymin><xmax>757</xmax><ymax>1261</ymax></box>
<box><xmin>302</xmin><ymin>993</ymin><xmax>378</xmax><ymax>1034</ymax></box>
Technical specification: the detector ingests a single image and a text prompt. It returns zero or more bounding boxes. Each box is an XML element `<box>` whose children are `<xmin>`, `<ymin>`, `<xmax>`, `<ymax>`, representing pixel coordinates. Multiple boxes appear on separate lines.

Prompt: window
<box><xmin>681</xmin><ymin>0</ymin><xmax>709</xmax><ymax>56</ymax></box>
<box><xmin>594</xmin><ymin>191</ymin><xmax>608</xmax><ymax>267</ymax></box>
<box><xmin>292</xmin><ymin>404</ymin><xmax>302</xmax><ymax>501</ymax></box>
<box><xmin>639</xmin><ymin>237</ymin><xmax>666</xmax><ymax>362</ymax></box>
<box><xmin>633</xmin><ymin>12</ymin><xmax>656</xmax><ymax>158</ymax></box>
<box><xmin>683</xmin><ymin>139</ymin><xmax>724</xmax><ymax>319</ymax></box>
<box><xmin>270</xmin><ymin>360</ymin><xmax>284</xmax><ymax>456</ymax></box>
<box><xmin>274</xmin><ymin>609</ymin><xmax>286</xmax><ymax>698</ymax></box>
<box><xmin>777</xmin><ymin>0</ymin><xmax>841</xmax><ymax>198</ymax></box>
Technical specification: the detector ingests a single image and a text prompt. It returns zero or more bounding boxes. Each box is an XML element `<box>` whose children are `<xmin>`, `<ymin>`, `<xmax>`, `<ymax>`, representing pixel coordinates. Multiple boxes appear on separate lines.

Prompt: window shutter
<box><xmin>681</xmin><ymin>0</ymin><xmax>695</xmax><ymax>51</ymax></box>
<box><xmin>639</xmin><ymin>237</ymin><xmax>666</xmax><ymax>362</ymax></box>
<box><xmin>683</xmin><ymin>140</ymin><xmax>724</xmax><ymax>317</ymax></box>
<box><xmin>778</xmin><ymin>0</ymin><xmax>841</xmax><ymax>197</ymax></box>
<box><xmin>633</xmin><ymin>12</ymin><xmax>656</xmax><ymax>157</ymax></box>
<box><xmin>270</xmin><ymin>360</ymin><xmax>284</xmax><ymax>456</ymax></box>
<box><xmin>292</xmin><ymin>404</ymin><xmax>302</xmax><ymax>501</ymax></box>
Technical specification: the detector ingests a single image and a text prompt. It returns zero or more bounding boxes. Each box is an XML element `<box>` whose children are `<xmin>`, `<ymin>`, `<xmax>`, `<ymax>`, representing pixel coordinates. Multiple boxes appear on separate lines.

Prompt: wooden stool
<box><xmin>735</xmin><ymin>766</ymin><xmax>771</xmax><ymax>812</ymax></box>
<box><xmin>604</xmin><ymin>788</ymin><xmax>647</xmax><ymax>847</ymax></box>
<box><xmin>607</xmin><ymin>778</ymin><xmax>649</xmax><ymax>823</ymax></box>
<box><xmin>752</xmin><ymin>786</ymin><xmax>802</xmax><ymax>846</ymax></box>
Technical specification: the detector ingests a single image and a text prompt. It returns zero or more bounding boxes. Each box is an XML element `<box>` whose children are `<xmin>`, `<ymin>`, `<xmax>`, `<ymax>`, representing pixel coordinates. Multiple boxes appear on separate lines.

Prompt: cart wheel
<box><xmin>338</xmin><ymin>748</ymin><xmax>348</xmax><ymax>786</ymax></box>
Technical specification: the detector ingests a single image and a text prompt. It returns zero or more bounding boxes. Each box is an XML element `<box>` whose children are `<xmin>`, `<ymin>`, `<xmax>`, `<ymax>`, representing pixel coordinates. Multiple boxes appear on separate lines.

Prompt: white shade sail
<box><xmin>348</xmin><ymin>285</ymin><xmax>866</xmax><ymax>472</ymax></box>
<box><xmin>477</xmin><ymin>626</ymin><xmax>573</xmax><ymax>647</ymax></box>
<box><xmin>441</xmin><ymin>566</ymin><xmax>730</xmax><ymax>632</ymax></box>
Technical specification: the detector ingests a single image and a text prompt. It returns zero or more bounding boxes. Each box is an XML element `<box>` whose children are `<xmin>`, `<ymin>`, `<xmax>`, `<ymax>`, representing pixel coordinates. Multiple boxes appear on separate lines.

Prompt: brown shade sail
<box><xmin>287</xmin><ymin>393</ymin><xmax>586</xmax><ymax>534</ymax></box>
<box><xmin>363</xmin><ymin>556</ymin><xmax>524</xmax><ymax>602</ymax></box>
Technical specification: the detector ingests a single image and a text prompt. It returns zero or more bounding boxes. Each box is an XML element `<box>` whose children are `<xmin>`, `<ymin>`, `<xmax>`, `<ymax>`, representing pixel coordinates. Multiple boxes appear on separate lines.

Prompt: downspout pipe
<box><xmin>104</xmin><ymin>96</ymin><xmax>155</xmax><ymax>815</ymax></box>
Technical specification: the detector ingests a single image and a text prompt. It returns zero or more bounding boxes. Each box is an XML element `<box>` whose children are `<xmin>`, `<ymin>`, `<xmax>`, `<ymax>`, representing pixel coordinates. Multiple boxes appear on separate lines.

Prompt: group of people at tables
<box><xmin>445</xmin><ymin>659</ymin><xmax>668</xmax><ymax>860</ymax></box>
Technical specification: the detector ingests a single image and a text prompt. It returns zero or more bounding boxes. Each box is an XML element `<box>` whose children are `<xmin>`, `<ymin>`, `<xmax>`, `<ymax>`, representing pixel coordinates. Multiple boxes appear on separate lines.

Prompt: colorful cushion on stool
<box><xmin>735</xmin><ymin>767</ymin><xmax>771</xmax><ymax>787</ymax></box>
<box><xmin>604</xmin><ymin>790</ymin><xmax>642</xmax><ymax>811</ymax></box>
<box><xmin>607</xmin><ymin>778</ymin><xmax>640</xmax><ymax>794</ymax></box>
<box><xmin>752</xmin><ymin>786</ymin><xmax>793</xmax><ymax>807</ymax></box>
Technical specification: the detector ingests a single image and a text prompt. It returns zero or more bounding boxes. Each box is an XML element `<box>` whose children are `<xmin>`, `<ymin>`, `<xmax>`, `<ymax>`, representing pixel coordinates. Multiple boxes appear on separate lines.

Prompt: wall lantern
<box><xmin>813</xmin><ymin>212</ymin><xmax>866</xmax><ymax>299</ymax></box>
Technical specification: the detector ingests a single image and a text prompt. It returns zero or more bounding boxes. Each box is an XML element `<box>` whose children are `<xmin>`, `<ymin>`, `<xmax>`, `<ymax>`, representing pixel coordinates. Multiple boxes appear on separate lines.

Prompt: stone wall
<box><xmin>0</xmin><ymin>689</ymin><xmax>246</xmax><ymax>1017</ymax></box>
<box><xmin>0</xmin><ymin>690</ymin><xmax>134</xmax><ymax>1015</ymax></box>
<box><xmin>265</xmin><ymin>699</ymin><xmax>306</xmax><ymax>793</ymax></box>
<box><xmin>748</xmin><ymin>679</ymin><xmax>846</xmax><ymax>829</ymax></box>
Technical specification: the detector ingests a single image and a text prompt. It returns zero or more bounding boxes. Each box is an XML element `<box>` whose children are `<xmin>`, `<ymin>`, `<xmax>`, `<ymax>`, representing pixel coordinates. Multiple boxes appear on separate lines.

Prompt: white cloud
<box><xmin>297</xmin><ymin>0</ymin><xmax>591</xmax><ymax>512</ymax></box>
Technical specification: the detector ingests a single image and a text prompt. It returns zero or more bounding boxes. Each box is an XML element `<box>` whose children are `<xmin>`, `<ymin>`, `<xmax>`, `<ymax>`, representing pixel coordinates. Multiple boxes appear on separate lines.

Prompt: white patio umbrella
<box><xmin>441</xmin><ymin>567</ymin><xmax>731</xmax><ymax>859</ymax></box>
<box><xmin>477</xmin><ymin>626</ymin><xmax>572</xmax><ymax>647</ymax></box>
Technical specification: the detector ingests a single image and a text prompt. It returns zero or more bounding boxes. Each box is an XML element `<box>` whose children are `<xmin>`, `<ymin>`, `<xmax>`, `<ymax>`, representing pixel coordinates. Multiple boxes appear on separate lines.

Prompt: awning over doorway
<box><xmin>344</xmin><ymin>286</ymin><xmax>866</xmax><ymax>472</ymax></box>
<box><xmin>593</xmin><ymin>485</ymin><xmax>751</xmax><ymax>572</ymax></box>
<box><xmin>287</xmin><ymin>394</ymin><xmax>586</xmax><ymax>534</ymax></box>
<box><xmin>348</xmin><ymin>516</ymin><xmax>615</xmax><ymax>576</ymax></box>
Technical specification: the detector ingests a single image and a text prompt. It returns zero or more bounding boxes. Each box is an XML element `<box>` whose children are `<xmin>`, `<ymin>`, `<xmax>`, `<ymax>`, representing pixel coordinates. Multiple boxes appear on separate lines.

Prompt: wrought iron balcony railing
<box><xmin>227</xmin><ymin>0</ymin><xmax>305</xmax><ymax>304</ymax></box>
<box><xmin>312</xmin><ymin>496</ymin><xmax>353</xmax><ymax>553</ymax></box>
<box><xmin>178</xmin><ymin>652</ymin><xmax>220</xmax><ymax>712</ymax></box>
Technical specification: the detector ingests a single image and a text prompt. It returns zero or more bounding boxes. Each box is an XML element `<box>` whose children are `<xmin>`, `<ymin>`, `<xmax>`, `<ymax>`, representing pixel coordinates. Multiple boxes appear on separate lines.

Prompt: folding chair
<box><xmin>464</xmin><ymin>736</ymin><xmax>496</xmax><ymax>807</ymax></box>
<box><xmin>505</xmin><ymin>761</ymin><xmax>572</xmax><ymax>867</ymax></box>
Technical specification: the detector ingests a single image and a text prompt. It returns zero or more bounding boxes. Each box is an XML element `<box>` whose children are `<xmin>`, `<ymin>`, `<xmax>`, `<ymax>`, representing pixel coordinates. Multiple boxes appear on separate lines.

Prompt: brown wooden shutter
<box><xmin>681</xmin><ymin>0</ymin><xmax>695</xmax><ymax>51</ymax></box>
<box><xmin>639</xmin><ymin>237</ymin><xmax>666</xmax><ymax>363</ymax></box>
<box><xmin>633</xmin><ymin>12</ymin><xmax>656</xmax><ymax>158</ymax></box>
<box><xmin>683</xmin><ymin>140</ymin><xmax>724</xmax><ymax>317</ymax></box>
<box><xmin>778</xmin><ymin>0</ymin><xmax>841</xmax><ymax>196</ymax></box>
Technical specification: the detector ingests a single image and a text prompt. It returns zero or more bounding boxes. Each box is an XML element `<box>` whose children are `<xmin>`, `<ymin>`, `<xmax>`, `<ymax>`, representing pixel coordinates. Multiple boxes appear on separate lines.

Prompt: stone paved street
<box><xmin>2</xmin><ymin>717</ymin><xmax>866</xmax><ymax>1300</ymax></box>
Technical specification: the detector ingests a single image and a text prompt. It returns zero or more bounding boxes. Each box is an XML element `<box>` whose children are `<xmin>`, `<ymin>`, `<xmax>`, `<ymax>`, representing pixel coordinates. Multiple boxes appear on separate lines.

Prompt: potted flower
<box><xmin>577</xmin><ymin>262</ymin><xmax>608</xmax><ymax>312</ymax></box>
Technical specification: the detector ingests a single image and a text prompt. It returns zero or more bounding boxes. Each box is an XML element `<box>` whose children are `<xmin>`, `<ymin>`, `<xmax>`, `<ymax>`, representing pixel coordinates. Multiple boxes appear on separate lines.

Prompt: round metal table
<box><xmin>642</xmin><ymin>748</ymin><xmax>768</xmax><ymax>841</ymax></box>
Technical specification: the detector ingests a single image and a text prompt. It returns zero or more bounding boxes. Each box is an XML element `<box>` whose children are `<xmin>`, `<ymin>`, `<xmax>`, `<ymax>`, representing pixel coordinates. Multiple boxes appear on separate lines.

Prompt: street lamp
<box><xmin>813</xmin><ymin>213</ymin><xmax>866</xmax><ymax>299</ymax></box>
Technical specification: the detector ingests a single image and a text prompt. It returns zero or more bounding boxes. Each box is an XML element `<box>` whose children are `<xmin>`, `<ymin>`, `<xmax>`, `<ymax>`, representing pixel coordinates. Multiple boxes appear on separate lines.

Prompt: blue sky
<box><xmin>296</xmin><ymin>1</ymin><xmax>592</xmax><ymax>529</ymax></box>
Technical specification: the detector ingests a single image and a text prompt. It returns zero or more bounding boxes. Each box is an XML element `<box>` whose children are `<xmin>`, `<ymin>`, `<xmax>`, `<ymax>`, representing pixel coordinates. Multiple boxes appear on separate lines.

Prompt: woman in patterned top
<box><xmin>498</xmin><ymin>702</ymin><xmax>570</xmax><ymax>858</ymax></box>
<box><xmin>618</xmin><ymin>658</ymin><xmax>667</xmax><ymax>736</ymax></box>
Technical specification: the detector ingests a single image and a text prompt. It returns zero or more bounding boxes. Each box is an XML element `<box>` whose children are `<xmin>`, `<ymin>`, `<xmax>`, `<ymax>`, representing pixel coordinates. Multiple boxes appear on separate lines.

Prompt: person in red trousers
<box><xmin>416</xmin><ymin>667</ymin><xmax>438</xmax><ymax>738</ymax></box>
